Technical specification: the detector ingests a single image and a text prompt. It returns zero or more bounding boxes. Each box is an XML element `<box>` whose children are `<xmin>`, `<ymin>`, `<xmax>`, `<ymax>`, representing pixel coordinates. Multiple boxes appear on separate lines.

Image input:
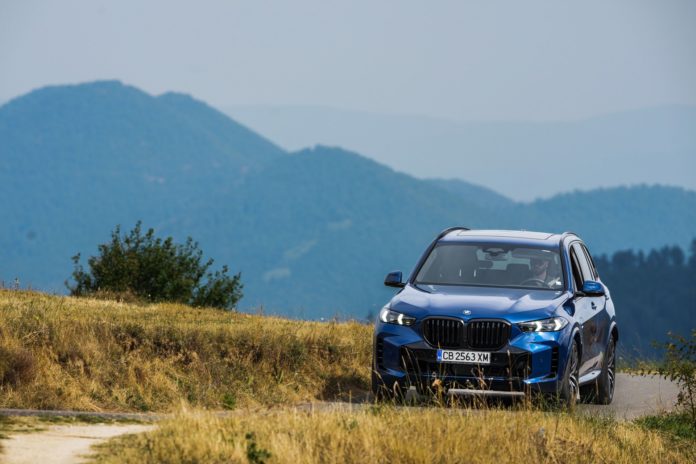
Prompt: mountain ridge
<box><xmin>223</xmin><ymin>103</ymin><xmax>696</xmax><ymax>201</ymax></box>
<box><xmin>1</xmin><ymin>81</ymin><xmax>695</xmax><ymax>322</ymax></box>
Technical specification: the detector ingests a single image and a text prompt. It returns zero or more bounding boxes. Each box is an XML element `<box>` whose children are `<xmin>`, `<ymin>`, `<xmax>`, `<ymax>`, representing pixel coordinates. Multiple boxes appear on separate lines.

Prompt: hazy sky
<box><xmin>1</xmin><ymin>0</ymin><xmax>695</xmax><ymax>121</ymax></box>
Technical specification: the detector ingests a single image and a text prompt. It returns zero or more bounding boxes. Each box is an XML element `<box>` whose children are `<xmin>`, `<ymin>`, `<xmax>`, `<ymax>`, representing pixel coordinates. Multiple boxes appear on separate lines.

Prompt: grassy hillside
<box><xmin>0</xmin><ymin>290</ymin><xmax>371</xmax><ymax>411</ymax></box>
<box><xmin>90</xmin><ymin>408</ymin><xmax>694</xmax><ymax>464</ymax></box>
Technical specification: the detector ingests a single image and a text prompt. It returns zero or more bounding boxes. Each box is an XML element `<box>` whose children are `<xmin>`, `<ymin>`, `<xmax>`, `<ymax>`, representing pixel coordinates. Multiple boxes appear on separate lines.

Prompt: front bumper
<box><xmin>373</xmin><ymin>322</ymin><xmax>571</xmax><ymax>396</ymax></box>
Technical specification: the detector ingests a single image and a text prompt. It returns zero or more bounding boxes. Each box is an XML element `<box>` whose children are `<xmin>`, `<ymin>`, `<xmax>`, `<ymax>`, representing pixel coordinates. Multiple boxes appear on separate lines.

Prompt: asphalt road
<box><xmin>580</xmin><ymin>373</ymin><xmax>679</xmax><ymax>420</ymax></box>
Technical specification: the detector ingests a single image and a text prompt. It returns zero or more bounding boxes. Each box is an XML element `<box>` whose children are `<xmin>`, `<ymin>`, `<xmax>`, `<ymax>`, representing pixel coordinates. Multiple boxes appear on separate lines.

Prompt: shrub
<box><xmin>67</xmin><ymin>221</ymin><xmax>242</xmax><ymax>309</ymax></box>
<box><xmin>657</xmin><ymin>330</ymin><xmax>696</xmax><ymax>430</ymax></box>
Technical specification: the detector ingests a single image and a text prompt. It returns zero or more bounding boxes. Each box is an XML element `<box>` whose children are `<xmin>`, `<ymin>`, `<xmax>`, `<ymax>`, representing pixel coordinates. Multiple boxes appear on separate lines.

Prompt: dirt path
<box><xmin>0</xmin><ymin>423</ymin><xmax>153</xmax><ymax>464</ymax></box>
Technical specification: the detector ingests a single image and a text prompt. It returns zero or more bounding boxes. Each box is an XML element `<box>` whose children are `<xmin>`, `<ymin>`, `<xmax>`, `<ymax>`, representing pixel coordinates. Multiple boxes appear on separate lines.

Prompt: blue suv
<box><xmin>372</xmin><ymin>228</ymin><xmax>618</xmax><ymax>405</ymax></box>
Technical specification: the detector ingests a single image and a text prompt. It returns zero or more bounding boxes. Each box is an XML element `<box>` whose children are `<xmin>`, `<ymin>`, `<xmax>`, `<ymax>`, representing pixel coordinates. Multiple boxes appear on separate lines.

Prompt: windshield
<box><xmin>415</xmin><ymin>243</ymin><xmax>564</xmax><ymax>291</ymax></box>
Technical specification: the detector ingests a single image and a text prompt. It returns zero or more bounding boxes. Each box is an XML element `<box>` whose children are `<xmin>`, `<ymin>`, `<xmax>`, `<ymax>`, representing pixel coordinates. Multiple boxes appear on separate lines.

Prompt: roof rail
<box><xmin>437</xmin><ymin>226</ymin><xmax>470</xmax><ymax>240</ymax></box>
<box><xmin>560</xmin><ymin>231</ymin><xmax>578</xmax><ymax>245</ymax></box>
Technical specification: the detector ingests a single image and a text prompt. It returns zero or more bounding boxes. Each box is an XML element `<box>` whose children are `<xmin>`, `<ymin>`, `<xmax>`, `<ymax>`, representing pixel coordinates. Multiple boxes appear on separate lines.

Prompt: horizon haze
<box><xmin>2</xmin><ymin>0</ymin><xmax>696</xmax><ymax>121</ymax></box>
<box><xmin>2</xmin><ymin>1</ymin><xmax>695</xmax><ymax>198</ymax></box>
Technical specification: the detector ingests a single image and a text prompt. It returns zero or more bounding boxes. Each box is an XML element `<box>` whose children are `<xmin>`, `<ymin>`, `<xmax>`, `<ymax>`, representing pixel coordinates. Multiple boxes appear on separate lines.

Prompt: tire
<box><xmin>581</xmin><ymin>336</ymin><xmax>616</xmax><ymax>405</ymax></box>
<box><xmin>558</xmin><ymin>339</ymin><xmax>580</xmax><ymax>407</ymax></box>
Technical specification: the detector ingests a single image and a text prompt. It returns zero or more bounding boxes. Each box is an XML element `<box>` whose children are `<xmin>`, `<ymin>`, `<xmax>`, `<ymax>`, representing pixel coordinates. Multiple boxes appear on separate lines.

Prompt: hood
<box><xmin>389</xmin><ymin>284</ymin><xmax>569</xmax><ymax>323</ymax></box>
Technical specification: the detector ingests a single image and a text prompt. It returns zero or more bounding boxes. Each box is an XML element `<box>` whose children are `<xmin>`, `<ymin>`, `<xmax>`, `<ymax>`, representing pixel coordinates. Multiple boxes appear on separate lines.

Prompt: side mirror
<box><xmin>582</xmin><ymin>280</ymin><xmax>605</xmax><ymax>296</ymax></box>
<box><xmin>384</xmin><ymin>271</ymin><xmax>405</xmax><ymax>288</ymax></box>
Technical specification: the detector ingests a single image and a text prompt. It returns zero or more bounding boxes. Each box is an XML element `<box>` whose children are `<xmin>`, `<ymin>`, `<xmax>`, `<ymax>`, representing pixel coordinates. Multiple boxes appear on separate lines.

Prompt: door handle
<box><xmin>591</xmin><ymin>302</ymin><xmax>597</xmax><ymax>310</ymax></box>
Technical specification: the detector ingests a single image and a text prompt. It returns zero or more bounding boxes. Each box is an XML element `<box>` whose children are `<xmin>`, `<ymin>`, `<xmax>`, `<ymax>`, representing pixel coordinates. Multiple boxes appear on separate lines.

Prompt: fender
<box><xmin>608</xmin><ymin>320</ymin><xmax>619</xmax><ymax>343</ymax></box>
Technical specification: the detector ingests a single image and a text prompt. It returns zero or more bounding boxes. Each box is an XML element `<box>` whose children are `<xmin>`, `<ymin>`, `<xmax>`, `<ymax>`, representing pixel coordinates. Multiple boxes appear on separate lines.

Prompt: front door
<box><xmin>570</xmin><ymin>243</ymin><xmax>602</xmax><ymax>375</ymax></box>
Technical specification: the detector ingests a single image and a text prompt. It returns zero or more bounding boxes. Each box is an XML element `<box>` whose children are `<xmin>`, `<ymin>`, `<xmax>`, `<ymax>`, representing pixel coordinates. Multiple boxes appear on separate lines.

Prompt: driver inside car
<box><xmin>526</xmin><ymin>256</ymin><xmax>563</xmax><ymax>288</ymax></box>
<box><xmin>530</xmin><ymin>257</ymin><xmax>549</xmax><ymax>282</ymax></box>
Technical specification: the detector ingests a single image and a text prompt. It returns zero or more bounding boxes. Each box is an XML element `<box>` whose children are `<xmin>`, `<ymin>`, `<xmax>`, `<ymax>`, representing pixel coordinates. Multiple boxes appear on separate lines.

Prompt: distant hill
<box><xmin>425</xmin><ymin>178</ymin><xmax>515</xmax><ymax>210</ymax></box>
<box><xmin>208</xmin><ymin>146</ymin><xmax>495</xmax><ymax>316</ymax></box>
<box><xmin>2</xmin><ymin>82</ymin><xmax>696</xmax><ymax>327</ymax></box>
<box><xmin>224</xmin><ymin>104</ymin><xmax>696</xmax><ymax>201</ymax></box>
<box><xmin>0</xmin><ymin>81</ymin><xmax>284</xmax><ymax>291</ymax></box>
<box><xmin>522</xmin><ymin>185</ymin><xmax>696</xmax><ymax>254</ymax></box>
<box><xmin>437</xmin><ymin>181</ymin><xmax>696</xmax><ymax>255</ymax></box>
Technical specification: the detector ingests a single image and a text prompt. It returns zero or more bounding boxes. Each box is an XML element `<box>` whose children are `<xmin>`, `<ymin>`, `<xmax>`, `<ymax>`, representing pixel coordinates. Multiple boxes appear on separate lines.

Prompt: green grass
<box><xmin>636</xmin><ymin>412</ymin><xmax>696</xmax><ymax>441</ymax></box>
<box><xmin>0</xmin><ymin>416</ymin><xmax>49</xmax><ymax>440</ymax></box>
<box><xmin>634</xmin><ymin>412</ymin><xmax>696</xmax><ymax>461</ymax></box>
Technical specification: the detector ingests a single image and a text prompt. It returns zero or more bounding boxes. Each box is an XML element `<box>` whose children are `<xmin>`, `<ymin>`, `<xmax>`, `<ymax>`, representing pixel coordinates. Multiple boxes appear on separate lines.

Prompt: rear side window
<box><xmin>571</xmin><ymin>243</ymin><xmax>594</xmax><ymax>282</ymax></box>
<box><xmin>580</xmin><ymin>244</ymin><xmax>599</xmax><ymax>279</ymax></box>
<box><xmin>569</xmin><ymin>247</ymin><xmax>584</xmax><ymax>291</ymax></box>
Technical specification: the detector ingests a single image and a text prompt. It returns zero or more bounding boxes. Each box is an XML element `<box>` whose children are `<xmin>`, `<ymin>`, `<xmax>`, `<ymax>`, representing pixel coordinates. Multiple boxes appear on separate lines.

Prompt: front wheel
<box><xmin>558</xmin><ymin>340</ymin><xmax>580</xmax><ymax>407</ymax></box>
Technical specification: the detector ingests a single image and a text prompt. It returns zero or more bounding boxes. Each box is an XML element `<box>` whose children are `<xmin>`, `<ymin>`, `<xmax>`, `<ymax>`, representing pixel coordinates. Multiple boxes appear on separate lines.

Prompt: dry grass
<box><xmin>88</xmin><ymin>406</ymin><xmax>695</xmax><ymax>464</ymax></box>
<box><xmin>3</xmin><ymin>290</ymin><xmax>694</xmax><ymax>462</ymax></box>
<box><xmin>0</xmin><ymin>290</ymin><xmax>371</xmax><ymax>412</ymax></box>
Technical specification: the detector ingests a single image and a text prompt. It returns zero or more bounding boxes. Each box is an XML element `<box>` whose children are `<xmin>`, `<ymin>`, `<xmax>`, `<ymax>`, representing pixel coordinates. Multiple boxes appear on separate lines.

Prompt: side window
<box><xmin>569</xmin><ymin>247</ymin><xmax>584</xmax><ymax>291</ymax></box>
<box><xmin>571</xmin><ymin>243</ymin><xmax>593</xmax><ymax>282</ymax></box>
<box><xmin>580</xmin><ymin>244</ymin><xmax>599</xmax><ymax>280</ymax></box>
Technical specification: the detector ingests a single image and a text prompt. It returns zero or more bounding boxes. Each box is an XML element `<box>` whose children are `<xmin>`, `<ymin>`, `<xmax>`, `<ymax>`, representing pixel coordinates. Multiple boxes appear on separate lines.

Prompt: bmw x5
<box><xmin>372</xmin><ymin>228</ymin><xmax>618</xmax><ymax>405</ymax></box>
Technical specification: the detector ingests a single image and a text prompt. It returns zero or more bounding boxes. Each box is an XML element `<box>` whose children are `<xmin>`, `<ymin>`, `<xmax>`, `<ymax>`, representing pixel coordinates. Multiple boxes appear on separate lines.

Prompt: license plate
<box><xmin>437</xmin><ymin>349</ymin><xmax>490</xmax><ymax>364</ymax></box>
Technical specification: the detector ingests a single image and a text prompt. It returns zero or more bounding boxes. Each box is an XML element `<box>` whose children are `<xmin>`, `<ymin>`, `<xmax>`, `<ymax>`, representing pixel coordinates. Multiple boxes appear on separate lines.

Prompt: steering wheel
<box><xmin>519</xmin><ymin>278</ymin><xmax>547</xmax><ymax>287</ymax></box>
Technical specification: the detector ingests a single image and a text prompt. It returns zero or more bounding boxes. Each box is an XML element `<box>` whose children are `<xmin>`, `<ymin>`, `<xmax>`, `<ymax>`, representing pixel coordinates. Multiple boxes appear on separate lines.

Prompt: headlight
<box><xmin>518</xmin><ymin>317</ymin><xmax>568</xmax><ymax>332</ymax></box>
<box><xmin>379</xmin><ymin>307</ymin><xmax>415</xmax><ymax>326</ymax></box>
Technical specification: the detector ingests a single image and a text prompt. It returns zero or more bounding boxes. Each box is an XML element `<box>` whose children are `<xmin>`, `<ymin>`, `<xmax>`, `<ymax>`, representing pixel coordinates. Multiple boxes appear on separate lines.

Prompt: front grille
<box><xmin>466</xmin><ymin>320</ymin><xmax>511</xmax><ymax>350</ymax></box>
<box><xmin>422</xmin><ymin>318</ymin><xmax>464</xmax><ymax>348</ymax></box>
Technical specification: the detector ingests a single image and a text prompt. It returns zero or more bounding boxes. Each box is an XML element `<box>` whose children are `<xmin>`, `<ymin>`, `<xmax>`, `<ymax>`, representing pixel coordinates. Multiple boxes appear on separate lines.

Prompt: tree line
<box><xmin>594</xmin><ymin>239</ymin><xmax>696</xmax><ymax>357</ymax></box>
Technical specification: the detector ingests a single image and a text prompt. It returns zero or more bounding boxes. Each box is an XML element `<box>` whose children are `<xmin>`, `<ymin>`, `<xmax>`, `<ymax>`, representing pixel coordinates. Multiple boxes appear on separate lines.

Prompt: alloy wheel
<box><xmin>568</xmin><ymin>343</ymin><xmax>580</xmax><ymax>401</ymax></box>
<box><xmin>606</xmin><ymin>339</ymin><xmax>616</xmax><ymax>400</ymax></box>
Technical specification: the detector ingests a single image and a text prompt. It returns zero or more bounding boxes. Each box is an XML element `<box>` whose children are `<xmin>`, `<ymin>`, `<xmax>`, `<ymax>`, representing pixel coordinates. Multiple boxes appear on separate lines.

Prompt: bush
<box><xmin>657</xmin><ymin>330</ymin><xmax>696</xmax><ymax>430</ymax></box>
<box><xmin>67</xmin><ymin>222</ymin><xmax>242</xmax><ymax>309</ymax></box>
